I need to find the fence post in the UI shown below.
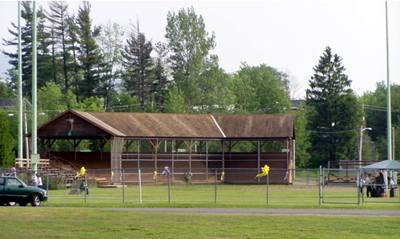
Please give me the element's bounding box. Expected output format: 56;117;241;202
214;169;217;204
46;173;49;191
306;168;310;185
167;173;171;204
266;174;269;205
138;168;143;204
84;176;87;204
319;166;323;206
122;169;125;204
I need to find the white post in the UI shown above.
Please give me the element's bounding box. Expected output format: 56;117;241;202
359;127;363;168
138;168;143;204
293;139;296;179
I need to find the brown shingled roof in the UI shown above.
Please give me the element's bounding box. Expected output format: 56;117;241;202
37;110;295;139
87;112;224;139
213;114;295;139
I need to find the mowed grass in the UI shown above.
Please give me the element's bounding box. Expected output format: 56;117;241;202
44;184;400;209
0;207;399;239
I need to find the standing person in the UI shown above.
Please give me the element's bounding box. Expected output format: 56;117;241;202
31;173;38;186
37;174;43;189
358;176;365;195
365;174;372;197
375;172;384;196
10;167;17;177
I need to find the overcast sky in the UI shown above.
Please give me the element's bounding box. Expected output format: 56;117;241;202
1;0;400;98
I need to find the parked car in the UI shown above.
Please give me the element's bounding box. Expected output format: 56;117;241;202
0;176;47;206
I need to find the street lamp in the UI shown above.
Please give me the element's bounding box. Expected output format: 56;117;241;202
359;127;372;167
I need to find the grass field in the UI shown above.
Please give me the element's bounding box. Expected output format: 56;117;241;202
43;184;400;209
0;207;399;239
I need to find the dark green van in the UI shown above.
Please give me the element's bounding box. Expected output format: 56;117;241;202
0;176;48;206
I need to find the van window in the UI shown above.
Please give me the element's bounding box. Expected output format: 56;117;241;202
6;178;22;187
0;177;4;185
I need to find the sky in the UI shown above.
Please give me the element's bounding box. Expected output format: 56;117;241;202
0;0;400;99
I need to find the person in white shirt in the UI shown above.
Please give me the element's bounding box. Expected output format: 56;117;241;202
37;174;43;189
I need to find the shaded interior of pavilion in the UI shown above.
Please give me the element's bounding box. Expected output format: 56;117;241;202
35;110;295;184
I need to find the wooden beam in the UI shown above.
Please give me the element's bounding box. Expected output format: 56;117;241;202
205;141;209;181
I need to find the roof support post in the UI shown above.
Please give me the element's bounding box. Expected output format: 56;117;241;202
183;140;195;173
137;140;141;169
257;141;261;183
222;141;225;172
111;137;125;184
172;140;175;181
206;141;209;181
149;139;161;175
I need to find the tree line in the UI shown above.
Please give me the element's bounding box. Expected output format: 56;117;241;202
0;1;397;168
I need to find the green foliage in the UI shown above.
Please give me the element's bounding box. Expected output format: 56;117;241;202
0;110;15;167
97;21;124;109
121;23;153;110
46;1;70;92
294;103;311;167
76;1;103;99
151;42;170;112
0;80;11;97
195;57;235;113
306;47;362;166
165;7;215;106
108;92;141;112
38;82;70;119
3;2;52;97
361;82;400;161
231;64;290;113
74;96;104;111
164;87;188;113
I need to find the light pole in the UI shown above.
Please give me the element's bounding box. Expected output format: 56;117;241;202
359;127;372;167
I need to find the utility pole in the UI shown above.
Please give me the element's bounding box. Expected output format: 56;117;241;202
359;127;372;168
31;0;39;172
17;1;23;166
385;0;392;161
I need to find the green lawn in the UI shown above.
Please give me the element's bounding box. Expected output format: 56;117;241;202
0;207;399;239
43;184;400;209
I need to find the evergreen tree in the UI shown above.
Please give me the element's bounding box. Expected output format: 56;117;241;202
151;42;170;112
76;1;102;99
46;1;70;92
3;1;52;97
121;22;153;110
65;14;81;101
306;47;361;166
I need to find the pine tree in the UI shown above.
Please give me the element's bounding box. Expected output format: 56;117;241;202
3;1;52;97
46;1;70;92
76;1;102;99
65;14;80;101
151;42;170;112
121;22;153;110
306;46;361;166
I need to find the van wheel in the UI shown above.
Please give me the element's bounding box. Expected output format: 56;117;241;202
6;202;16;206
31;195;41;207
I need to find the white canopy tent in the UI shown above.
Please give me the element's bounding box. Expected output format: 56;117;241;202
362;160;400;171
362;160;399;198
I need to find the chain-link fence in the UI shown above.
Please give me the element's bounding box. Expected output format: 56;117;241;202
2;166;397;207
318;167;399;205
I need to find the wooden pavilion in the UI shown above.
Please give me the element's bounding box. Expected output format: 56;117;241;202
35;109;296;184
